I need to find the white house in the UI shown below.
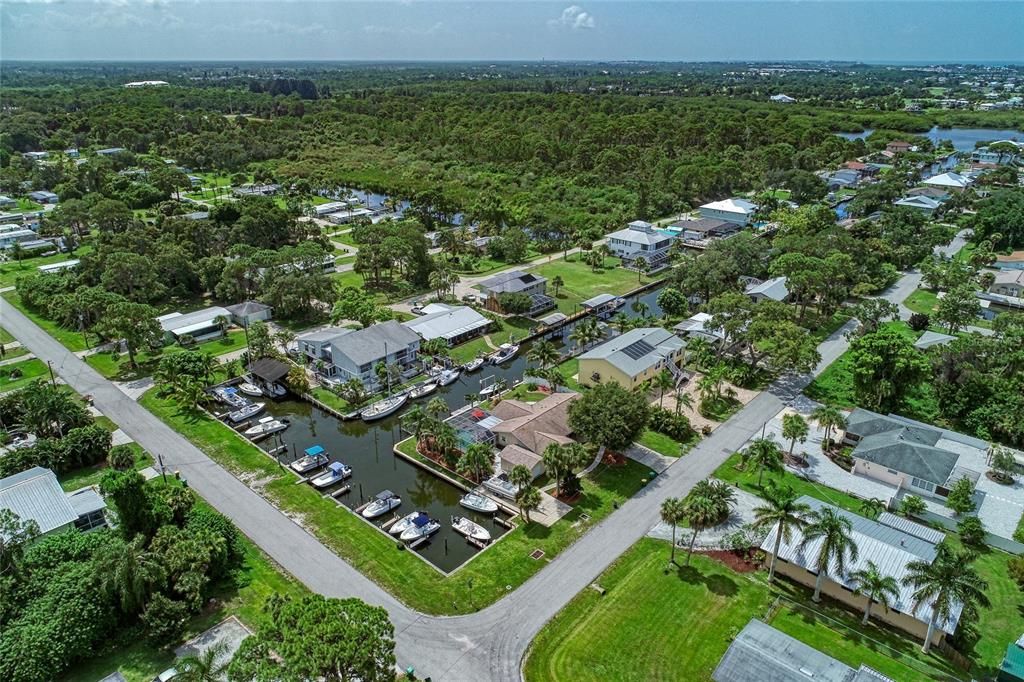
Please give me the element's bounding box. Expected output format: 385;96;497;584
698;198;758;226
894;195;943;214
769;94;796;104
673;312;725;347
156;306;231;344
401;303;490;347
744;276;789;303
604;220;675;269
922;172;971;190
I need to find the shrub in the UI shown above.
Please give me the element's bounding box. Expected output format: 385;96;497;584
957;516;986;547
908;312;931;331
899;494;927;517
141;593;190;645
647;406;695;442
1008;556;1024;590
946;477;977;516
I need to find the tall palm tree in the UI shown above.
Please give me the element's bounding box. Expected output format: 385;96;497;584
682;494;718;566
800;507;859;602
94;535;166;614
509;464;533;492
810;404;847;446
542;443;566;496
743;437;784;488
425;396;449;420
904;544;990;653
432;423;460;468
402;405;429;444
518;486;542;523
633;256;649;283
850;560;900;626
660;496;687;565
782;413;809;460
653;368;675;408
569;318;600;351
753;485;811;582
673;386;693;415
551;275;564;297
527;340;560;368
458;443;494;482
611;312;632;334
174;642;229;682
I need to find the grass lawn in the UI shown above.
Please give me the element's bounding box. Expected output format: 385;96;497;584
531;255;639;315
86;330;248;380
2;291;89;351
0;248;92;288
637;428;698;458
0;327;14;344
308;386;352;413
0;358;49;393
138;386;651;615
333;231;359;247
524;538;959;682
714;452;869;515
699;395;742;422
905;288;940;316
554;357;581;390
449;316;534;364
1;345;29;361
15;198;43;212
58;443;153;492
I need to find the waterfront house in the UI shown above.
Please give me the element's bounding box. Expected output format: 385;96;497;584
479;270;555;316
673;312;725;347
605;220;675;270
971;142;1022;166
491;392;578;480
886;140;912;154
760;496;963;647
668;217;740;242
744;276;789;303
842;408;985;500
990;269;1024;298
0;467;107;537
906;186;950;200
402;303;490;347
823;168;861;191
922;172;971;191
698;198;758;226
297;320;420;389
156;306;231;344
578;327;685;390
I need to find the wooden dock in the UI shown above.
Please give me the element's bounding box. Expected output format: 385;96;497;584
330;485;351;499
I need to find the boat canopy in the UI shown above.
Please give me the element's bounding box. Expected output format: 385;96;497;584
413;513;429;527
304;445;325;457
222;386;237;395
328;462;346;474
375;489;395;500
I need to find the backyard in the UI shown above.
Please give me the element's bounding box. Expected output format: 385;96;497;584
138;387;654;615
531;254;641;315
448;315;533;364
0;247;92;288
85;330;248;380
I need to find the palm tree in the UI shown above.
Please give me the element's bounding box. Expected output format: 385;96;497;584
743;437;784;488
174;642;229;682
94;535;166;614
904;544;990;653
782;413;809;460
551;275;564;297
800;507;859;602
403;404;430;444
432;423;460;468
611;312;632;334
660;496;687;565
509;463;533;492
631;300;650;317
850;560;900;626
527;340;560;368
682;493;718;566
425;396;449;420
518;486;542;523
653;368;675;407
684;336;713;370
753;485;811;582
458;443;494;482
859;497;886;520
108;445;136;471
569;318;600;351
810;404;847;448
673;386;693;415
633;256;649;283
542;443;566;496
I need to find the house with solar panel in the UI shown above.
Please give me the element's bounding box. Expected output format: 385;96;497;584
478;270;555;317
577;327;686;391
604;220;675;271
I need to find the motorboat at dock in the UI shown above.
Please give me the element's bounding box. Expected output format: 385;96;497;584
362;490;402;518
290;444;329;474
400;513;441;542
311;461;352;488
451;515;492;543
243;416;289;440
489;343;519;365
460;492;499;514
227;402;264;424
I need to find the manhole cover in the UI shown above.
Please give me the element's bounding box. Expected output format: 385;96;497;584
530;549;545;560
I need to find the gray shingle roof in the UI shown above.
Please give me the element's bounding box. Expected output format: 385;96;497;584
0;467;78;536
479;270;547;294
225;300;271;316
606;225;670;246
331;320;420;366
579;327;683;377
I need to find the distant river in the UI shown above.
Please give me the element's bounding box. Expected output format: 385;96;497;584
836;126;1024;152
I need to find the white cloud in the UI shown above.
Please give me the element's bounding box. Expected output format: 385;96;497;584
234;18;332;37
548;5;595;31
362;21;446;37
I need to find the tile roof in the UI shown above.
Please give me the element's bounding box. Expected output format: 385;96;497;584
490;392;576;454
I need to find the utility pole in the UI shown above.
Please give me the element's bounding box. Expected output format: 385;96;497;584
46;360;56;387
157;454;168;484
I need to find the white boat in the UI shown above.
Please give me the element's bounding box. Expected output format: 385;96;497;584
489;343;519;365
483;474;519;500
436;368;460;387
460;492;499;514
463;357;485;372
267;383;287;398
361;394;408;421
227;401;264;424
389;511;422;536
238;382;263;397
213;386;249;408
290;445;328;474
407;382;438;399
478;382;503;398
243;416;289;439
451;515;492;543
362;490;402;518
311;461;351;488
612;297;627;309
400;513;441;542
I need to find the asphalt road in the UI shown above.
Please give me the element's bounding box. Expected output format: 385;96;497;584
0;231;967;681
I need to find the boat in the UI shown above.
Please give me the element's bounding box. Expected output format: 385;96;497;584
451;515;492;543
489;343;519;365
436;368;460;387
361;393;408;421
362;490;402;518
463;357;485;372
388;511;423;536
227;402;264;424
237;381;263;397
407;382;438;400
243;416;289;439
267;383;287;398
290;445;328;474
400;513;441;542
483;474;519;500
213;386;249;408
478;381;503;398
460;492;499;514
612;297;627;309
311;461;352;488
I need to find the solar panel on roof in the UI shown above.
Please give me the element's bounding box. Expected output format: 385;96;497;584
621;339;655;360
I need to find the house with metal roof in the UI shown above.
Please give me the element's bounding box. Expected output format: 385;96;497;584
605;220;675;270
744;276;790;303
225;300;273;327
760;496;963;646
913;330;956;351
894;195;943;215
156;306;231;344
699;198;758;226
297;320;420;390
990;269;1024;298
479;270;554;317
713;619;891;682
402;303;490;347
578;326;685;390
922;172;971;190
669;217;740;242
673;312;726;347
0;467;107;538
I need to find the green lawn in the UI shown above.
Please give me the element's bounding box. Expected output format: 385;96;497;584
308;386;352;413
531;255;640;315
555;357;581;390
58;443;153;492
905;288;940;316
0;358;49;393
1;345;29;360
86;330;247;380
714;452;869;515
2;291;89;351
138;386;651;615
637;428;697;458
0;327;14;344
0;248;91;288
15;198;43;212
449;316;534;364
524;538;959;682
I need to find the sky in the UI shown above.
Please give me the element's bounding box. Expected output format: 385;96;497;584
1;1;1022;63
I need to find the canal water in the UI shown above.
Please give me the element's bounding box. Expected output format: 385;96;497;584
249;283;668;572
836;127;1023;151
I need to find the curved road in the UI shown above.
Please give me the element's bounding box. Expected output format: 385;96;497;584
0;232;964;681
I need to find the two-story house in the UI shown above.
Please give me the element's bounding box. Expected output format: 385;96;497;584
298;320;420;389
605;220;675;270
990;269;1024;298
578;327;686;390
479;270;555;317
698;198;758;226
